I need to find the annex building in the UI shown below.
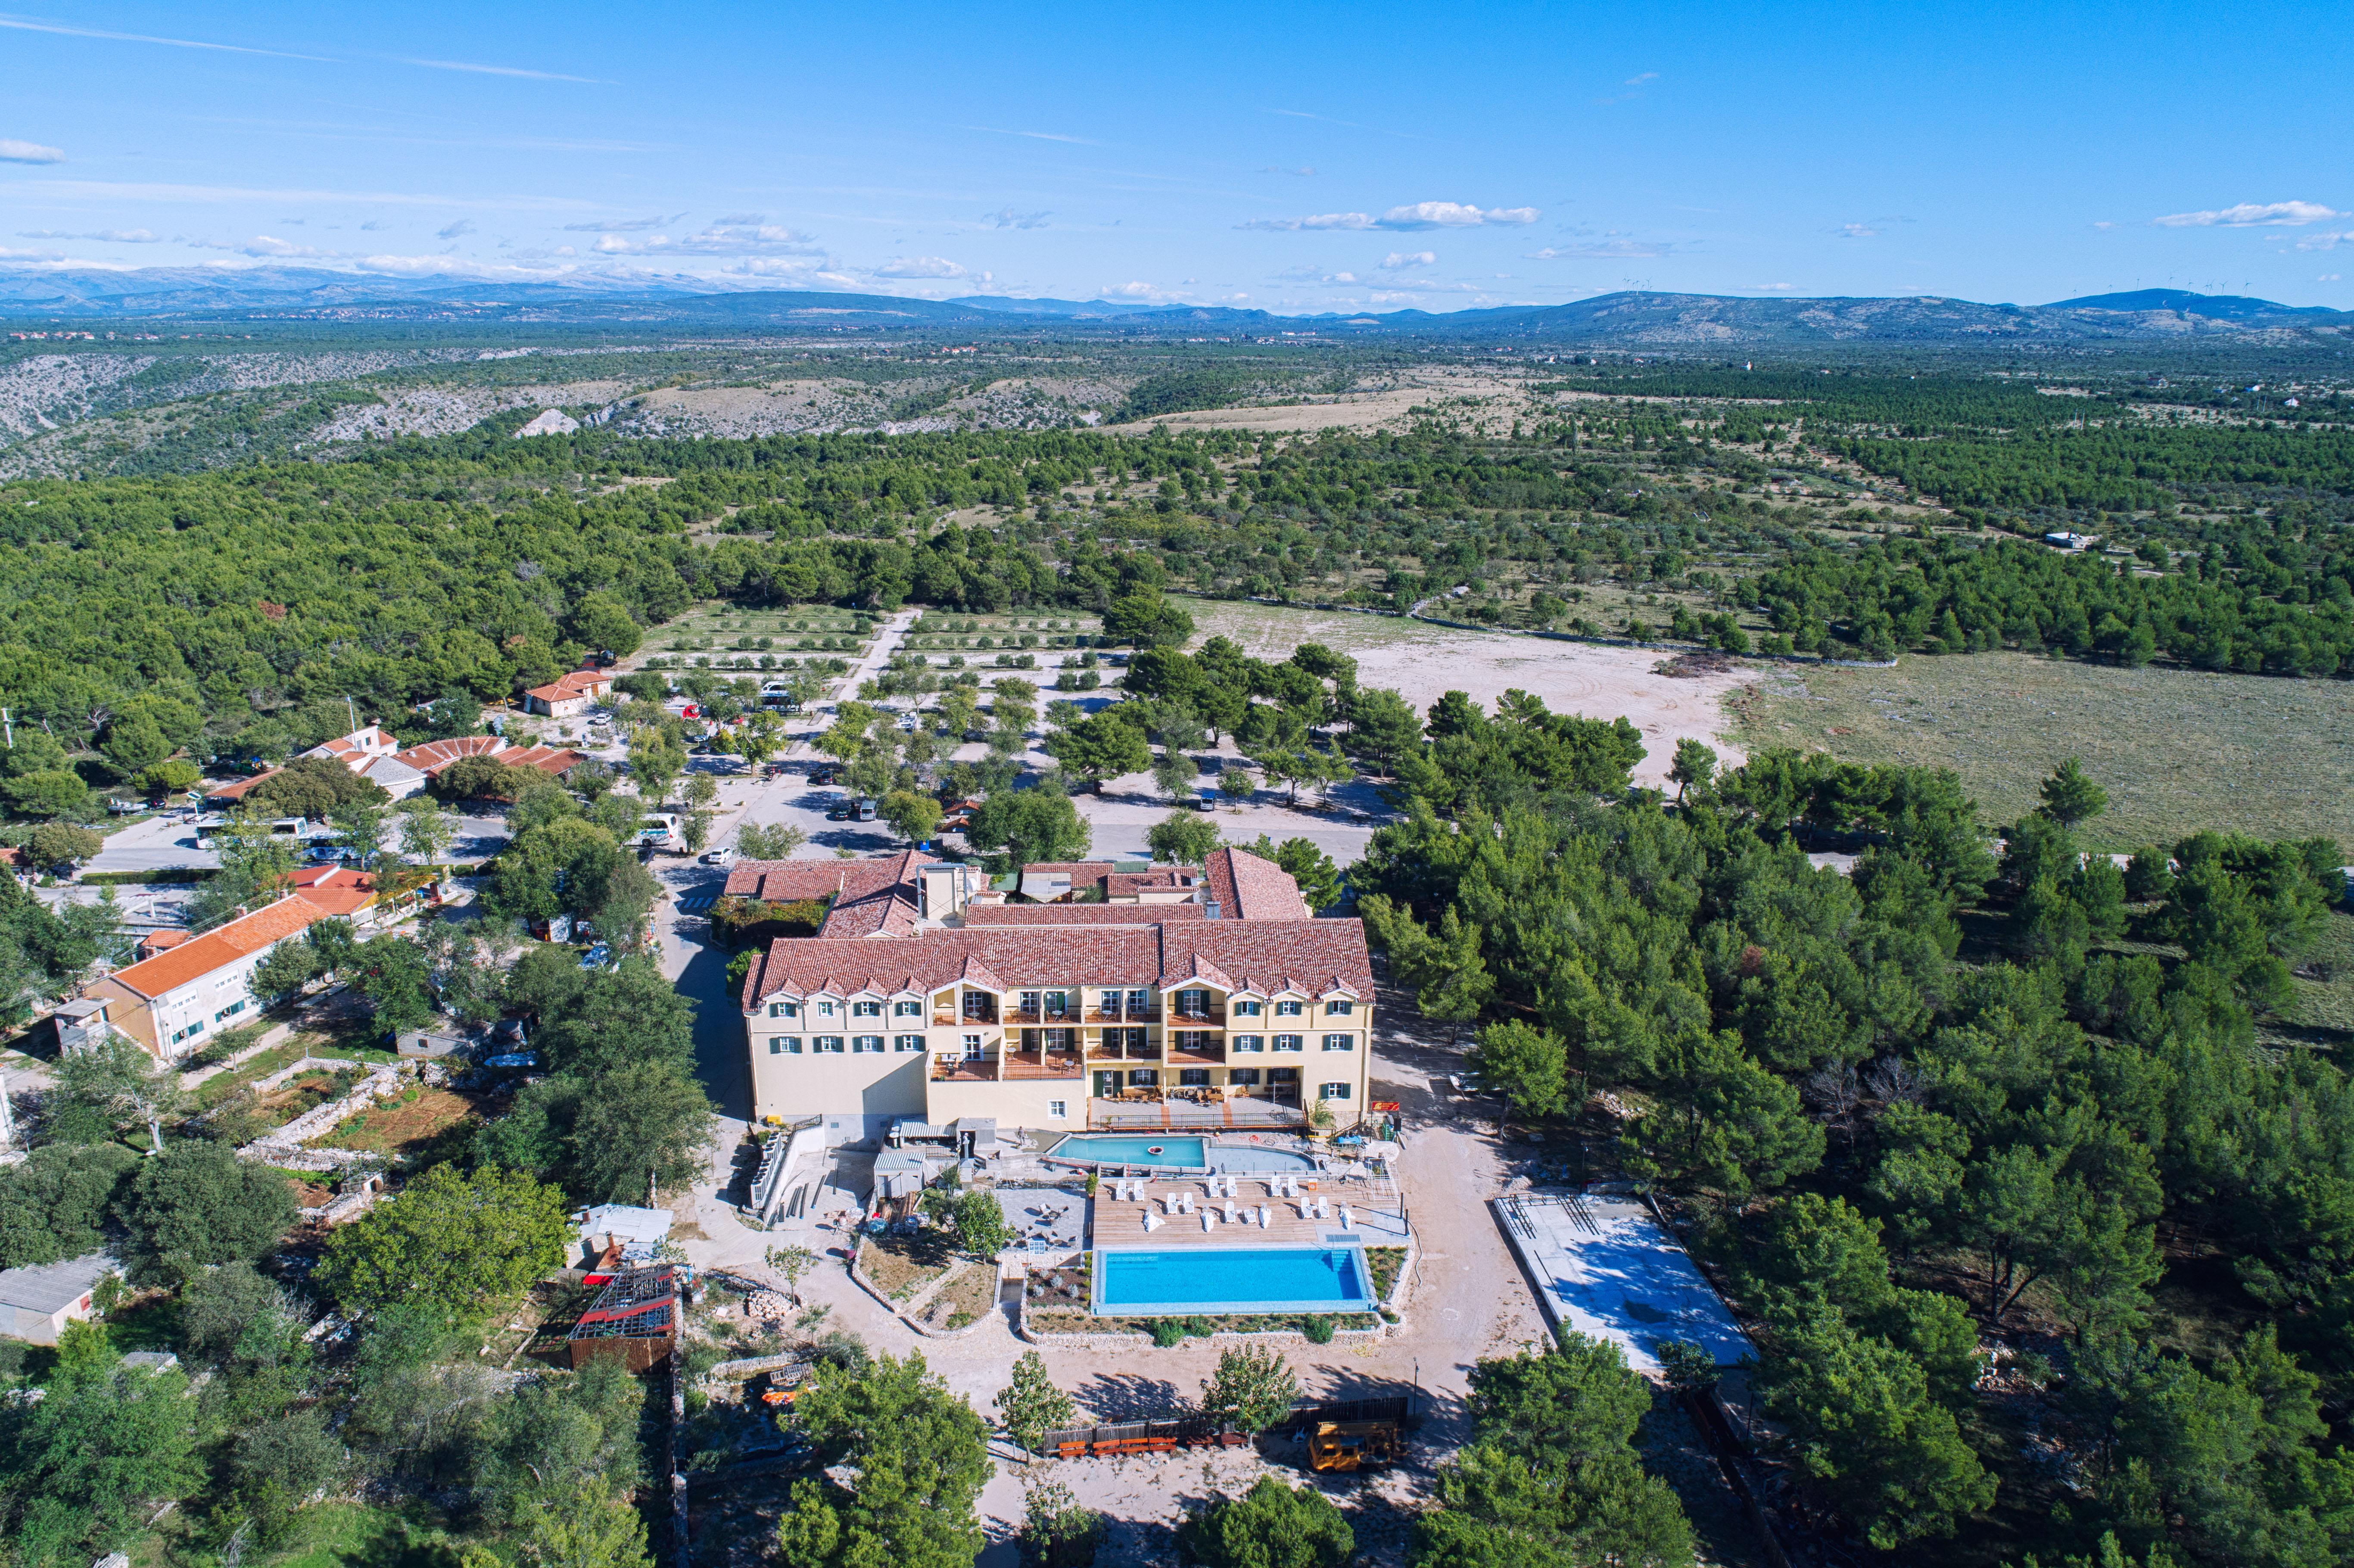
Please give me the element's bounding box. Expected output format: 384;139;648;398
731;847;1375;1144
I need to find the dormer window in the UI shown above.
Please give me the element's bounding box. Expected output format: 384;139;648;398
852;999;883;1018
815;1000;838;1019
1231;999;1262;1017
894;999;922;1017
767;1000;801;1019
1324;999;1353;1016
1275;999;1304;1017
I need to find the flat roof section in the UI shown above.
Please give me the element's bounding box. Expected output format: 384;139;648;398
1495;1192;1753;1374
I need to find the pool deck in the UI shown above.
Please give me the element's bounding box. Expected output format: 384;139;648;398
1091;1175;1409;1251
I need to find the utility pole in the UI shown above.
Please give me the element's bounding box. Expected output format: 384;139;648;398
1;708;11;749
344;694;358;737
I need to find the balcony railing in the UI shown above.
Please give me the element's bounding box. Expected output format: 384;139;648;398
1084;1005;1161;1024
1086;1040;1162;1062
930;1058;999;1082
1168;1008;1225;1027
1166;1042;1226;1066
1003;1051;1084;1080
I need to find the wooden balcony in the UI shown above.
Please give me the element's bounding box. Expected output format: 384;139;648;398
1167;1042;1226;1066
931;1058;999;1082
1004;1051;1084;1080
1084;1005;1160;1024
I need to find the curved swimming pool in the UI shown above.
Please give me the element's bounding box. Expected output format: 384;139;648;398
1046;1133;1315;1174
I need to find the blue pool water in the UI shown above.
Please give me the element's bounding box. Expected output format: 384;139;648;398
1047;1134;1316;1174
1095;1246;1376;1315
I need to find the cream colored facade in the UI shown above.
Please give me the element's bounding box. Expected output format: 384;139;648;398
745;974;1373;1139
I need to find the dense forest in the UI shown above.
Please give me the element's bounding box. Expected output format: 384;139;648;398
1347;689;2354;1567
2;362;2350;808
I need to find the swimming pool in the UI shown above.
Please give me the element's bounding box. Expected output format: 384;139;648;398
1046;1134;1316;1174
1093;1246;1376;1316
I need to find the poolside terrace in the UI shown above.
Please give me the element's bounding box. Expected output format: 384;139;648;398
1091;1174;1409;1251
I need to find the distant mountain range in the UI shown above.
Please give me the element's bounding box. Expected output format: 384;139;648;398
1;265;2347;345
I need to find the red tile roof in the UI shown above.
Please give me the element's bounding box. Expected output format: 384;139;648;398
104;896;324;999
394;735;583;778
960;902;1207;927
1205;846;1310;921
286;865;379;919
744;920;1372;1011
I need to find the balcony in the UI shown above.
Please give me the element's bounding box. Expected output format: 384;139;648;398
1003;1051;1084;1080
1168;1007;1225;1027
1086;1039;1161;1062
1167;1042;1226;1067
931;1058;999;1083
1084;1005;1160;1024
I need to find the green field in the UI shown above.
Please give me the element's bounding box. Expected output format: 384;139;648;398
1731;649;2354;852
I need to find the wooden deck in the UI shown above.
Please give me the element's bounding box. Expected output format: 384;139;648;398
1093;1177;1408;1250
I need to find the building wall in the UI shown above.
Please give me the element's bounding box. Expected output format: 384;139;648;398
744;978;1374;1130
80;976;159;1055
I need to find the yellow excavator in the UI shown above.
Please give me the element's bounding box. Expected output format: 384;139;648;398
1308;1420;1401;1472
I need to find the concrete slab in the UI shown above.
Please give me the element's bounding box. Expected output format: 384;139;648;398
1497;1192;1752;1375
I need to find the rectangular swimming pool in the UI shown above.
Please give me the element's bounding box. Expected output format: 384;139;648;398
1093;1246;1376;1316
1046;1134;1316;1174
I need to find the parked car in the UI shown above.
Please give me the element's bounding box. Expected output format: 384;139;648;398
825;805;854;822
856;797;878;822
701;846;737;866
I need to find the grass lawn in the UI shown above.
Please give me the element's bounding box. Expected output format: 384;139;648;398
2279;907;2354;1044
1729;649;2354;851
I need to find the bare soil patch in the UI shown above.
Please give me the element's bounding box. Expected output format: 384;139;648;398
1187;599;1760;789
859;1233;958;1302
314;1086;488;1159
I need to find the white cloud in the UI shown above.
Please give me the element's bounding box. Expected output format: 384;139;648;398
1529;240;1670;259
19;227;159;242
715;212;766;225
984;207;1050;230
1624;72;1659;86
965;126;1099;145
357;253;582;280
1242;200;1536;233
1376;201;1538;229
436;218;475;240
1749;282;1800;292
0;139;65;165
395;57;605;84
2294;230;2349;252
592;224;821;257
1261;165;1315;176
0;245;63;261
17;179;586;209
1381;250;1436;269
1240;211;1374;231
1834;222;1878;239
2153;200;2344;228
874;255;967;278
563;213;683;232
0;16;332;61
190;234;337;258
2320;273;2342;282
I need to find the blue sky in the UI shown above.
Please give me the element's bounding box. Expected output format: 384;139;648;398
3;1;2350;312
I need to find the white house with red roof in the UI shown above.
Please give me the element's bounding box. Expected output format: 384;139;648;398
732;847;1372;1143
522;668;616;718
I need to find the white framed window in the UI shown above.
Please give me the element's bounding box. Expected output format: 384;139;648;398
852;999;882;1017
815;999;838;1019
1175;988;1210;1016
852;1034;884;1053
769;1036;803;1055
893;1033;924;1052
1231;999;1262;1017
1321;1033;1354;1052
1048;1099;1067;1119
768;1000;800;1019
1324;999;1354;1016
814;1035;845;1053
1275;999;1304;1017
893;999;922;1017
962;1032;984;1052
1319;1081;1352;1100
1230;1034;1264;1053
1274;1034;1304;1052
